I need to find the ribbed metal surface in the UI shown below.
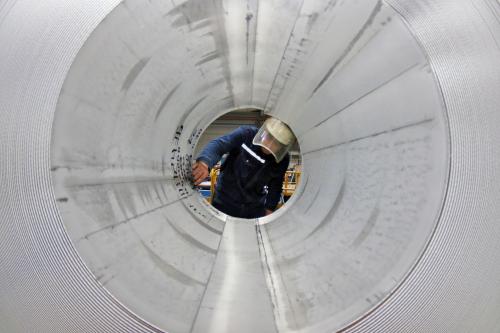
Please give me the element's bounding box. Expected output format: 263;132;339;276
0;1;161;332
1;0;499;332
344;0;500;332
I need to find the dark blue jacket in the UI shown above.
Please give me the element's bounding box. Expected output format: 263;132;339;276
196;126;289;214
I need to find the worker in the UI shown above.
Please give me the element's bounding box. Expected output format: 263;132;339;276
192;117;296;219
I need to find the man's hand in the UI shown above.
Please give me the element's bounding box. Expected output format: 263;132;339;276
192;161;209;185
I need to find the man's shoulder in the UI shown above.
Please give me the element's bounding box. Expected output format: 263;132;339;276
239;125;259;134
236;125;259;140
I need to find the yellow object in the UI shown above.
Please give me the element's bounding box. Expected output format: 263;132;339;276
282;170;301;197
208;167;219;204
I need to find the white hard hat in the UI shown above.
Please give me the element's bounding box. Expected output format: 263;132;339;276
253;118;296;162
263;117;295;145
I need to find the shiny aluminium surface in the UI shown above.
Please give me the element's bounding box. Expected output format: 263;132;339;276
1;0;500;333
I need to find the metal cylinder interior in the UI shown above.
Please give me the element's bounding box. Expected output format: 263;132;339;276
1;0;500;332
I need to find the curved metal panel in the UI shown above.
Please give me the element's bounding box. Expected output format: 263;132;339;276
1;0;499;332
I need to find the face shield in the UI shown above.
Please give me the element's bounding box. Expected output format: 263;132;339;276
252;118;295;163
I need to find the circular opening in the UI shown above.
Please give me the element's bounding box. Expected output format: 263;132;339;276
193;109;302;220
49;1;450;332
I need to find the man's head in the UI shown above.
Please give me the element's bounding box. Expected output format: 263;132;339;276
253;117;296;163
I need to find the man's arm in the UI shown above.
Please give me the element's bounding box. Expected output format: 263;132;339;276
192;126;253;185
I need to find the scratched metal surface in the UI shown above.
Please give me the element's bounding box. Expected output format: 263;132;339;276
1;0;500;333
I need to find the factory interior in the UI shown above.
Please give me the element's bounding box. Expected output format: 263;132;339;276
193;110;302;210
1;0;500;332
